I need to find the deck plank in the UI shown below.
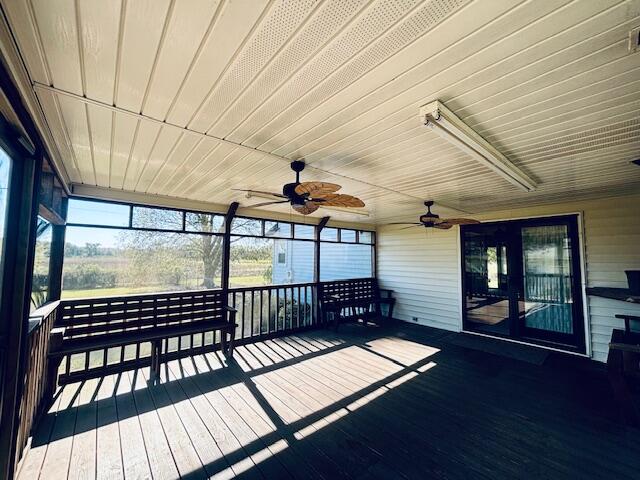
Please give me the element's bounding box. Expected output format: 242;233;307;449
38;382;82;479
138;366;207;479
68;378;99;480
15;388;63;479
17;324;640;480
113;371;152;480
166;356;263;479
127;369;180;479
187;353;292;480
94;375;124;480
162;359;237;480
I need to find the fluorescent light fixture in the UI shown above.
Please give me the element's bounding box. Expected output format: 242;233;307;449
420;100;536;192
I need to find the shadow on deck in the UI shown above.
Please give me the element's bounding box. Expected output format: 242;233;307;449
17;323;640;480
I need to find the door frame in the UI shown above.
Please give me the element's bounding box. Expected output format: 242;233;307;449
458;212;589;355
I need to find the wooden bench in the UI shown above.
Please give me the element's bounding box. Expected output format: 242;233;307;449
318;278;395;330
607;314;640;426
50;289;237;379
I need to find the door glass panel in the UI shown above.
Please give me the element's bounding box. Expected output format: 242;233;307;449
521;225;574;334
463;227;510;335
0;147;11;295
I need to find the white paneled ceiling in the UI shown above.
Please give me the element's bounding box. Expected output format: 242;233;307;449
2;0;640;223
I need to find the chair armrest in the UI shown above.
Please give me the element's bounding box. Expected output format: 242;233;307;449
223;305;238;314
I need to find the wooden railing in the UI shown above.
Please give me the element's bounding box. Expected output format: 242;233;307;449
229;282;317;341
15;301;60;467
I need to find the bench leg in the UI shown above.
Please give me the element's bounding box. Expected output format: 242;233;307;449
150;340;161;379
608;348;640;427
221;330;228;356
225;327;236;358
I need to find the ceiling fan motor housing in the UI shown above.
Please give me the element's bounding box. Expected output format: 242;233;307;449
420;200;439;225
282;182;307;206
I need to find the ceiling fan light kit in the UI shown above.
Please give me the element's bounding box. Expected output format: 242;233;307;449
420;100;537;192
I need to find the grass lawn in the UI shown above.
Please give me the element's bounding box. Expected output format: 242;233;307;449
61;275;268;299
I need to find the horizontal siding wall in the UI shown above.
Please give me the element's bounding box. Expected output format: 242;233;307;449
377;225;461;332
377;193;640;362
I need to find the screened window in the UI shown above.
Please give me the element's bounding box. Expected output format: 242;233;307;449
294;224;314;239
340;229;356;242
320;243;373;281
358;231;373;244
67;199;129;226
31;217;52;310
132;206;183;230
320;227;338;241
62;226;223;298
231;217;262;236
229;236;313;287
265;221;291;238
186;212;224;233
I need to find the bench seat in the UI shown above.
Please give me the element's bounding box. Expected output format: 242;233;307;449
50;289;237;379
318;278;395;330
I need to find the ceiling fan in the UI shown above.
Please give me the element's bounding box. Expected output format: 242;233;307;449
234;160;365;215
388;201;480;230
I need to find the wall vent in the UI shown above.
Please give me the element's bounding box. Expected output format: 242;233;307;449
629;27;640;53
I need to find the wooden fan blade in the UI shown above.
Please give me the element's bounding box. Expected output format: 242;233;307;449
434;223;453;229
292;202;320;215
400;225;423;230
246;200;289;208
232;188;286;199
314;193;365;208
386;222;422;225
439;218;480;225
295;182;341;196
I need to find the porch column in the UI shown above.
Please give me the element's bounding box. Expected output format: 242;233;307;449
221;202;239;293
314;216;330;324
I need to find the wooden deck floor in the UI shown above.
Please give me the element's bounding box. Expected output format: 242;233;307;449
17;323;640;480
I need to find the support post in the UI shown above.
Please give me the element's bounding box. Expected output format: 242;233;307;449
314;217;330;325
220;202;239;352
221;202;239;292
47;197;68;301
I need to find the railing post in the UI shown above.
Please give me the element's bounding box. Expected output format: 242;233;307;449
314;217;330;326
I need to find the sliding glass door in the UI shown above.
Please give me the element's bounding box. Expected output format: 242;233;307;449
462;215;585;352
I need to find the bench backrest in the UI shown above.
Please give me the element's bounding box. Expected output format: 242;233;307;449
59;289;227;340
318;277;380;305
